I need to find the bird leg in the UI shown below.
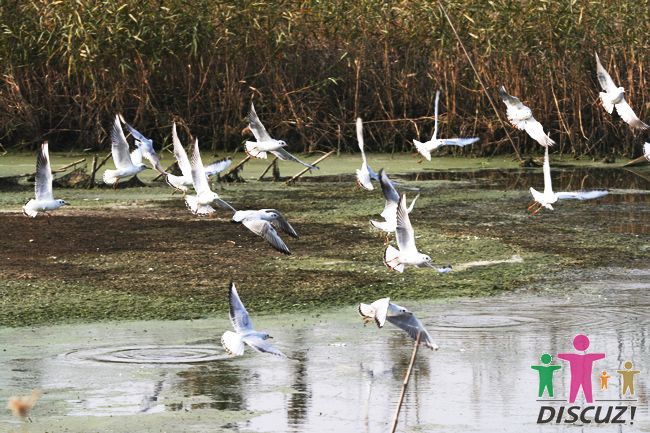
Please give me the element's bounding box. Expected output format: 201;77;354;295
113;178;120;190
45;212;51;225
527;201;538;211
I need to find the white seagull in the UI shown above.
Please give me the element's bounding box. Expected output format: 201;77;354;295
231;209;298;255
166;124;233;193
355;118;379;190
528;145;609;214
221;282;286;357
358;297;438;350
413;90;479;161
204;158;232;177
22;142;69;218
119;115;167;173
370;169;419;234
103;115;149;185
185;138;235;215
644;143;650;162
244;103;318;170
499;86;555;147
384;194;439;273
595;52;648;130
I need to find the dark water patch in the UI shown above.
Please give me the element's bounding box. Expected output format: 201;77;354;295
64;345;228;364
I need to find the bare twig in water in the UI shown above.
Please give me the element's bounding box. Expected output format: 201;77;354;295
389;331;422;433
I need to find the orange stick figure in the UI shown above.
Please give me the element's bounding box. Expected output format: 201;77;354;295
598;370;611;390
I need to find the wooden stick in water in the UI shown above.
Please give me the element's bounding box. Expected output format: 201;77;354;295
285;150;335;185
389;332;422;433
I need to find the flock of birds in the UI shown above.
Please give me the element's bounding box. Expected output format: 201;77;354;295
16;52;650;362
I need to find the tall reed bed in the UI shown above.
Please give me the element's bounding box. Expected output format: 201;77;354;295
1;0;649;157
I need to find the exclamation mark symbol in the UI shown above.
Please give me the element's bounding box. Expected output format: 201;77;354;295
630;406;636;425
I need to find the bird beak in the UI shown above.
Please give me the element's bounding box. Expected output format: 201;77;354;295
268;335;274;339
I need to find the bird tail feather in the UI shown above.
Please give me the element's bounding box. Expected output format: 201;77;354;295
165;174;188;192
102;169;120;185
221;331;245;356
413;140;432;161
245;142;267;159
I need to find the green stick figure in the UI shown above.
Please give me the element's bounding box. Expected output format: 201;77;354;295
617;361;640;396
531;353;562;397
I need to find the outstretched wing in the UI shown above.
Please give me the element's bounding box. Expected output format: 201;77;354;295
542;145;554;196
387;310;438;349
242;219;292;255
121;117;165;173
248;103;272;142
356;117;367;163
229;282;253;333
395;194;417;254
189;139;211;195
523;119;555;147
439;137;479;147
270;148;319;170
498;86;525;110
243;335;287;357
204;158;232;176
270;210;299;238
556;190;608;201
111;115;135;170
615;99;649;130
35;141;53;201
171;123;193;178
595;52;619;93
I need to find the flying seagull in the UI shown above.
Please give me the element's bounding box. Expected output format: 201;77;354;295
119;115;167;173
355;118;379;190
370;169;419;234
221;282;286;357
413;90;479;160
185;138;235;215
244;103;318;170
384;194;443;273
528;146;609;214
103;115;149;185
595;52;648;130
499;86;555;147
23;142;69;218
358;297;438;350
231;209;298;255
166;124;232;193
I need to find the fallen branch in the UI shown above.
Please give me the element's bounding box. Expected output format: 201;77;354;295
285;150;334;185
258;157;279;180
225;155;252;177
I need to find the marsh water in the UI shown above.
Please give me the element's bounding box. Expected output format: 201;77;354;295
1;268;649;433
1;161;650;432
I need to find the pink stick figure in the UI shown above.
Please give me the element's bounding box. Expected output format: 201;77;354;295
557;334;605;403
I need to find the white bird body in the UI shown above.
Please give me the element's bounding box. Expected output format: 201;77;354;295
23;142;68;217
103;115;148;185
358;297;438;350
244;103;318;170
221;282;286;357
414;91;479;160
370;169;419;233
595;52;648;130
355;118;379;190
383;194;436;273
184;137;234;215
231;209;297;255
529;146;608;213
499;86;555;147
644;143;650;162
